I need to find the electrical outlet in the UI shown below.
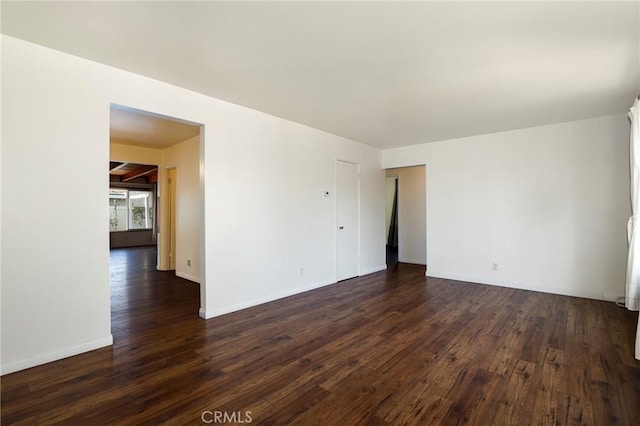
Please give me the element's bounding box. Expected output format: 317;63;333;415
491;262;499;271
187;259;191;267
300;268;304;277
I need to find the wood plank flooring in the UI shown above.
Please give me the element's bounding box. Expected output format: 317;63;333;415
2;246;640;425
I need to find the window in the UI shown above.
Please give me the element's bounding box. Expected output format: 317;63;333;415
109;188;154;231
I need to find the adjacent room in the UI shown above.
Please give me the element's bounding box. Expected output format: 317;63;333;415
2;1;639;424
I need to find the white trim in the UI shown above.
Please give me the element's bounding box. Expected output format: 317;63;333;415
398;258;427;266
397;173;403;263
359;265;388;276
357;163;361;276
199;307;207;319
176;271;200;284
198;127;207;324
201;279;336;319
1;335;113;376
426;272;611;301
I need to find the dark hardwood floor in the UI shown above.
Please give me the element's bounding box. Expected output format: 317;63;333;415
2;246;640;425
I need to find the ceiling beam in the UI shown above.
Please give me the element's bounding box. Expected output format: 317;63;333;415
110;161;125;171
122;165;158;182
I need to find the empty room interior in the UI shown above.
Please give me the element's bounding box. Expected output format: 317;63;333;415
2;2;640;424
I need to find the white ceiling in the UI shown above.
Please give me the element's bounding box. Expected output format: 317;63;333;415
2;1;639;149
110;105;201;149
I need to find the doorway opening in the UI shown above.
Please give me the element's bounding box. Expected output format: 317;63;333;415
385;166;426;270
109;163;159;249
109;104;204;333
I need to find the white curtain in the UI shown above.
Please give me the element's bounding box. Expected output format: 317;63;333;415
626;97;640;360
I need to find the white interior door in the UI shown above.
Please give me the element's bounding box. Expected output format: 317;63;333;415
337;160;359;281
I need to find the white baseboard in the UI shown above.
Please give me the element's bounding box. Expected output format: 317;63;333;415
176;271;200;284
359;264;388;276
200;265;395;320
201;279;337;319
604;293;624;303
200;263;395;320
399;258;427;266
426;272;613;302
1;335;113;376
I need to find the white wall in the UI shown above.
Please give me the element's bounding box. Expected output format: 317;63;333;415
383;115;631;301
1;36;385;374
162;135;201;283
386;166;427;265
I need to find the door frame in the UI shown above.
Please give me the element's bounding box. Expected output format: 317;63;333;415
109;103;205;320
384;165;427;268
164;165;178;271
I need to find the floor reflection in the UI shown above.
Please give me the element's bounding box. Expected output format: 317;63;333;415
109;246;201;343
